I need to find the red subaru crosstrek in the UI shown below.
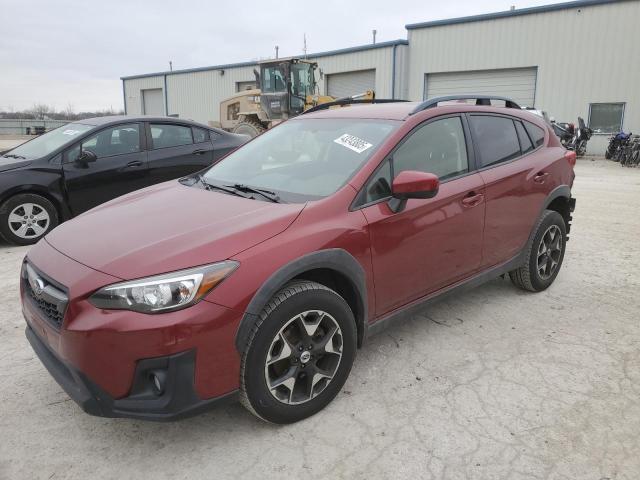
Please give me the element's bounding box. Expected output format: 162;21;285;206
21;96;576;424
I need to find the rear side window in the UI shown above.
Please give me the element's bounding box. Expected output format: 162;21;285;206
515;121;534;154
524;121;545;147
193;128;208;143
393;117;468;181
469;115;520;168
150;124;193;149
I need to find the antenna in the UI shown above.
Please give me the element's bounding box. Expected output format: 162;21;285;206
275;45;279;59
169;60;173;71
372;29;377;44
303;33;308;58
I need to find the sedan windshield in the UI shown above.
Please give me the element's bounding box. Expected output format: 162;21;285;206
203;118;398;202
4;123;93;159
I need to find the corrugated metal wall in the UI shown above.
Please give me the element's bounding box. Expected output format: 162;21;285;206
407;0;640;153
166;66;256;124
123;76;164;116
310;46;396;99
123;44;401;125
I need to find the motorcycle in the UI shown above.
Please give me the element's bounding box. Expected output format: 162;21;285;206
573;117;593;157
551;117;593;156
605;131;632;161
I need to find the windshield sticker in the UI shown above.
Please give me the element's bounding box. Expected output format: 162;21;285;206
62;129;82;136
334;134;373;154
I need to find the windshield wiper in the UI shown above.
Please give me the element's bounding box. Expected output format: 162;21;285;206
195;175;251;199
225;183;281;203
2;154;26;159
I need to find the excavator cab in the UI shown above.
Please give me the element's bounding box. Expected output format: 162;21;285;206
258;59;317;119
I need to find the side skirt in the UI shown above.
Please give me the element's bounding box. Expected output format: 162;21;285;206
367;251;525;339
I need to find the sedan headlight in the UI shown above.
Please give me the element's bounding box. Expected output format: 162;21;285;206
89;261;238;313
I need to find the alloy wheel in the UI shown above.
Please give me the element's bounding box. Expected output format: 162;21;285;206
8;203;50;240
264;310;343;405
536;225;563;280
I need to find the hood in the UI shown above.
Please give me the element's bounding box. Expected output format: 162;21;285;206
46;181;305;279
0;157;32;173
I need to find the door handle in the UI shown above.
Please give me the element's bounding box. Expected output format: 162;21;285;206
192;149;207;155
125;160;144;168
462;192;484;207
533;172;550;183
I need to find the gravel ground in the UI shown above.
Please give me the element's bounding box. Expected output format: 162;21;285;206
0;158;639;480
0;135;30;152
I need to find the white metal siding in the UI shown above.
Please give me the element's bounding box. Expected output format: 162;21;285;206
142;88;164;115
310;46;395;99
123;76;164;115
407;1;640;154
326;69;376;98
425;67;537;107
236;81;257;92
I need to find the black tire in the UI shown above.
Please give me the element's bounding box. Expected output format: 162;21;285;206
605;149;612;160
0;193;58;246
240;280;357;424
232;119;266;138
509;210;567;292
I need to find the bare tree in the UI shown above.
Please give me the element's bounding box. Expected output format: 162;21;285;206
63;102;75;119
29;103;52;120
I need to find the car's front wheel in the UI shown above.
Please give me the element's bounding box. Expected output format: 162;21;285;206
510;210;567;292
240;281;357;424
0;193;58;246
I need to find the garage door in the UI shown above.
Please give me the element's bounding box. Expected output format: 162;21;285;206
326;69;375;98
425;67;537;107
142;88;164;115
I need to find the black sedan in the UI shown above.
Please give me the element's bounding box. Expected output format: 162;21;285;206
0;116;248;245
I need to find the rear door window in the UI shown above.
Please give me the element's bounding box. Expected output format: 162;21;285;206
193;127;209;144
515;120;534;154
150;124;193;149
469;115;521;168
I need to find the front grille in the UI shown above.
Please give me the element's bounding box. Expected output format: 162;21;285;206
22;262;68;330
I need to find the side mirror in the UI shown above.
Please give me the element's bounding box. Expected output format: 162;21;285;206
388;170;439;213
76;150;97;165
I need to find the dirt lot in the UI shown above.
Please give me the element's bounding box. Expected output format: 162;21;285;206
0;158;639;480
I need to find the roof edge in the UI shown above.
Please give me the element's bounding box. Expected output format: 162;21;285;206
405;0;625;30
121;39;408;81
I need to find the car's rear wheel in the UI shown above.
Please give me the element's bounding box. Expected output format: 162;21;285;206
0;193;58;246
510;210;567;292
240;280;357;424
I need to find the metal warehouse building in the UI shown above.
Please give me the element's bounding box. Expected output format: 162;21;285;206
121;0;640;154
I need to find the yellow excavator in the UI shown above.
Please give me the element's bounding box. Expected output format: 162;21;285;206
219;58;374;137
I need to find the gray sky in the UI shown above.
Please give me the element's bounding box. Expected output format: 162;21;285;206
1;0;560;112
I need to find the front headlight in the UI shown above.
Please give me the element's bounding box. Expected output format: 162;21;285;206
89;261;238;313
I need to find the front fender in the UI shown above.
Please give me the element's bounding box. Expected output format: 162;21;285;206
234;248;368;353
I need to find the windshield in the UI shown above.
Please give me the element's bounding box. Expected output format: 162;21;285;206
5;123;92;159
203;118;398;202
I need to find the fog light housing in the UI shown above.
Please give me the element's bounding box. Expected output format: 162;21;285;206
149;370;167;396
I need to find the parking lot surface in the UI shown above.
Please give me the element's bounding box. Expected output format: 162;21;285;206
1;158;639;480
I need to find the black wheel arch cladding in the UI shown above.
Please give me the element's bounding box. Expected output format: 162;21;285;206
235;249;368;353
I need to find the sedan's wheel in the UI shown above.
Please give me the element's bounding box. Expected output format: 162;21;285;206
0;194;58;246
510;210;567;292
240;281;356;424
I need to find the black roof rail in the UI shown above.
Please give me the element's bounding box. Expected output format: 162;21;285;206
302;98;409;115
410;95;521;115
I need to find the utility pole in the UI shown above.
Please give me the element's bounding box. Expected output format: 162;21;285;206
169;60;173;71
372;29;377;44
275;45;279;59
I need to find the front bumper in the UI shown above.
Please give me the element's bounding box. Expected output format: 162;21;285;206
26;325;237;421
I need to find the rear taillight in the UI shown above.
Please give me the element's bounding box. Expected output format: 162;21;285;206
565;150;577;167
